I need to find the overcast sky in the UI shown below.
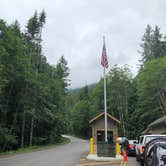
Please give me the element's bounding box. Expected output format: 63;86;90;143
0;0;166;88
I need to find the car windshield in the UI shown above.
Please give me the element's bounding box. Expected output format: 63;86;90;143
145;136;166;144
158;144;166;156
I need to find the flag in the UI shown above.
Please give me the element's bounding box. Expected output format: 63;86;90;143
101;38;109;68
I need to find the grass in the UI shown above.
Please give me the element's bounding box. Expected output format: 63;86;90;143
0;136;70;157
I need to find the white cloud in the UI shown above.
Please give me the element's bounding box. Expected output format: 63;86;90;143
0;0;166;88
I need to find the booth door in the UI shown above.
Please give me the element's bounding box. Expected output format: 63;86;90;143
97;130;115;157
97;130;105;143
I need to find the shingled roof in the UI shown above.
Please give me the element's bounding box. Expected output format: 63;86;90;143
148;116;166;128
89;112;121;124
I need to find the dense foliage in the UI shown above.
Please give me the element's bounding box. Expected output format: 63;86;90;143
0;11;70;151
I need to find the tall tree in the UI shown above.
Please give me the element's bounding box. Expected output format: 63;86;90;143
0;19;30;150
140;24;153;63
55;56;70;92
107;66;133;136
26;11;40;40
137;56;166;120
140;25;166;64
26;11;46;146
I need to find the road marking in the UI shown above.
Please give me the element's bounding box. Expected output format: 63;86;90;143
76;161;120;166
80;158;86;161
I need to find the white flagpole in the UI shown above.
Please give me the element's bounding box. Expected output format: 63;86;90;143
103;37;108;143
104;67;108;143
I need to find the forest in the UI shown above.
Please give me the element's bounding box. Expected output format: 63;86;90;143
0;11;166;152
0;11;70;151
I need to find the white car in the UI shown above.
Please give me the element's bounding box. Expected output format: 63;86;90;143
135;134;166;166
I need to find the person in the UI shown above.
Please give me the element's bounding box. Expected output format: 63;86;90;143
120;147;128;166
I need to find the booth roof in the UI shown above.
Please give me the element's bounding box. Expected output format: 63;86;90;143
89;112;121;124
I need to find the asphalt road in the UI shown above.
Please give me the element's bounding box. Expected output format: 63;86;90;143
128;157;140;166
0;135;140;166
0;135;89;166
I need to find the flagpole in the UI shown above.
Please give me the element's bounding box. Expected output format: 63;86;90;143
103;37;108;143
104;66;108;143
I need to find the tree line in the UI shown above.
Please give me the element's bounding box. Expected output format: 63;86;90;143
0;12;166;152
67;25;166;139
0;11;70;151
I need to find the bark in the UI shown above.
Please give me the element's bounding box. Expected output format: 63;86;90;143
29;114;34;146
21;110;25;148
117;94;126;136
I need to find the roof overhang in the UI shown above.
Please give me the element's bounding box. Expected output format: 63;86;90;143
89;112;121;124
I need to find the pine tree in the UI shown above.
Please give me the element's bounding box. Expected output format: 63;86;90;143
26;11;46;146
27;11;40;40
151;26;162;58
140;24;153;63
55;56;70;92
140;25;166;64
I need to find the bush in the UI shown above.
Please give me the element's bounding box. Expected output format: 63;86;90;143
0;126;17;151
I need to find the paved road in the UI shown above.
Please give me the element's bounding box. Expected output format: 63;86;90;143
77;157;140;166
0;135;140;166
128;157;140;166
0;135;89;166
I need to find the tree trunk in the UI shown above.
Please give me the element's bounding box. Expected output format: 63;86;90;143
117;94;126;136
29;114;34;146
21;110;25;148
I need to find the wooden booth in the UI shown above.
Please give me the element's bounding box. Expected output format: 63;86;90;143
89;112;121;157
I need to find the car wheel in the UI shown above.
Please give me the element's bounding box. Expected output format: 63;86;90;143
140;160;144;166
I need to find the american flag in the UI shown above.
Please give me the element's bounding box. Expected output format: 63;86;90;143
101;38;109;68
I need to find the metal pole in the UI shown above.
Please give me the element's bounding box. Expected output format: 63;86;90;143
104;66;108;143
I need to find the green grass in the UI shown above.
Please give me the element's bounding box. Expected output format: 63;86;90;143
0;137;70;156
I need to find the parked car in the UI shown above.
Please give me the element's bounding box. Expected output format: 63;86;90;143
126;140;137;156
135;135;166;166
144;138;166;166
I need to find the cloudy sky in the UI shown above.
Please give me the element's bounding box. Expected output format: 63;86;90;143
0;0;166;88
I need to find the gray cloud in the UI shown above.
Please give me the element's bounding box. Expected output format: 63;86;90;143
0;0;166;88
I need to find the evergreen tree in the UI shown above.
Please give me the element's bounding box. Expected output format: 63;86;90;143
140;24;153;63
26;11;40;40
55;56;70;92
140;25;166;64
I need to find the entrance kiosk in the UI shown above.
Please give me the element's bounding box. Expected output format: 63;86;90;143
89;112;121;157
